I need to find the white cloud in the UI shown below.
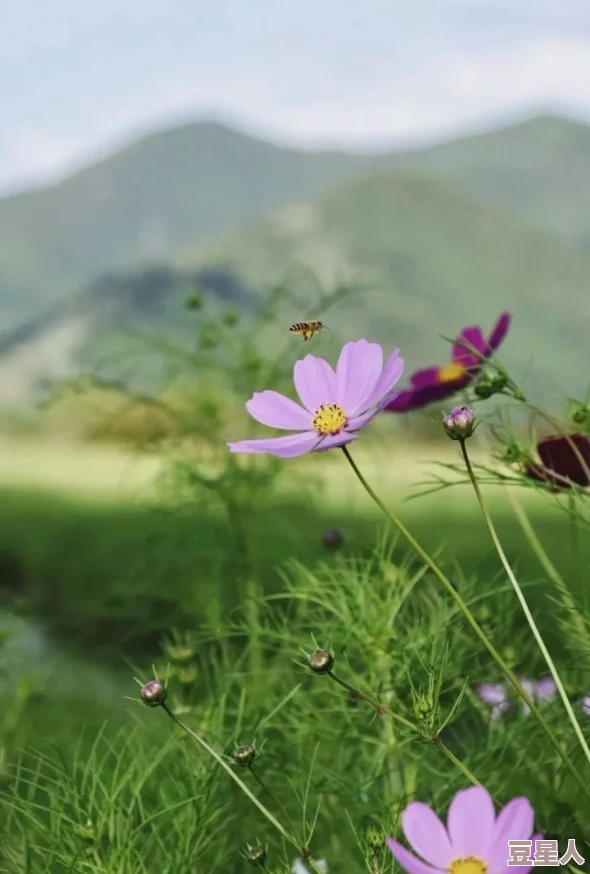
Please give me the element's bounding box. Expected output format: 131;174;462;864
2;22;590;193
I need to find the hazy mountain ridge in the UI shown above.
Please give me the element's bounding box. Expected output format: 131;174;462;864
2;159;589;408
3;112;590;331
0;121;377;330
1;111;589;409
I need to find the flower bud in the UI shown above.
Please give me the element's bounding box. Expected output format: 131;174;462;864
474;373;508;399
245;845;267;866
222;307;240;327
442;406;475;440
140;679;167;707
164;643;197;665
568;399;590;428
322;528;344;550
366;827;384;851
233;743;257;767
307;649;334;674
185;292;203;311
413;691;435;728
495;438;526;464
177;665;198;685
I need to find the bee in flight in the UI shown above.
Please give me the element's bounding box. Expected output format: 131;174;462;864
289;320;329;341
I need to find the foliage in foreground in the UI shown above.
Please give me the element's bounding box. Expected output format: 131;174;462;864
2;280;590;872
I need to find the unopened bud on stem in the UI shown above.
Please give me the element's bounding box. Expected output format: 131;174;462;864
442;406;475;440
307;649;334;674
140;679;167;707
233;743;257;767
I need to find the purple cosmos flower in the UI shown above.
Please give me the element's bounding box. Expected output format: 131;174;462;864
384;313;511;413
387;785;541;874
476;677;556;720
524;434;590;490
228;339;404;458
581;695;590;716
476;683;511;722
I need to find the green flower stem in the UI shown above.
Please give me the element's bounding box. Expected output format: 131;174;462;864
249;766;301;850
161;704;325;874
505;487;587;642
340;444;590;802
328;671;485;794
459;438;590;769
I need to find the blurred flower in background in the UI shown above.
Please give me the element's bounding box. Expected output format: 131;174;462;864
385;312;511;413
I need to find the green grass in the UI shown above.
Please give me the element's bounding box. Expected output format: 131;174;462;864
0;436;586;662
2;436;590;872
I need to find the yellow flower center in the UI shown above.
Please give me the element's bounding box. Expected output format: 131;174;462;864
437;362;467;383
312;403;348;436
448;856;488;874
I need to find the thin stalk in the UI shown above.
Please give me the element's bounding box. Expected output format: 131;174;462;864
250;766;301;848
161;704;325;874
328;671;484;792
507;488;588;642
459;438;590;769
340;444;590;803
568;492;579;565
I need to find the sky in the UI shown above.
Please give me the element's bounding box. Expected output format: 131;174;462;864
2;0;590;194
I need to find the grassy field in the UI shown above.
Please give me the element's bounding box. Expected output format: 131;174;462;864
0;434;585;661
2;434;590;872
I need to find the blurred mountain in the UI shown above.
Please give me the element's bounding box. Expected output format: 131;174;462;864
0;120;374;330
390;114;590;251
3;112;590;335
1;163;588;407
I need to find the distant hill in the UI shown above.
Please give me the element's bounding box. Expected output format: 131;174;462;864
0;263;254;405
391;114;590;251
0;121;375;330
0;117;590;333
3;164;589;407
3;112;590;335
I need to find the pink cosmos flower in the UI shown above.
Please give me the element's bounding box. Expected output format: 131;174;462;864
477;677;556;720
387;785;541;874
228;339;404;458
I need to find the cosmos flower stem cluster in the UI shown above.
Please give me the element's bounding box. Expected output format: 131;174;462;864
160;703;325;873
327;669;484;791
339;444;590;803
458;439;590;769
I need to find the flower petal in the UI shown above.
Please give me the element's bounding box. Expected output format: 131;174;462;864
488;811;538;874
447;786;496;857
477;684;507;705
410;366;442;389
246;391;312;430
535;677;557;701
537;434;590;487
490;797;535;853
335;339;383;416
228;432;320;457
487;312;511;352
293;355;337;412
386;838;442;874
491;701;511;721
453;326;487;367
362;349;405;409
401;802;453;868
313;431;359;452
385;379;469;412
